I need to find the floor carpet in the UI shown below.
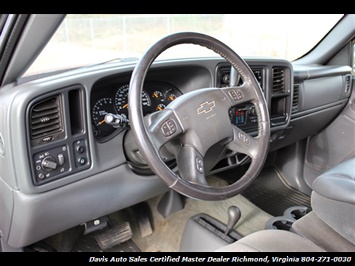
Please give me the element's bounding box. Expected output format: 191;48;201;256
126;176;273;252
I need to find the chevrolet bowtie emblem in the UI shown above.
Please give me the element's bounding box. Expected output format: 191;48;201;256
197;101;216;114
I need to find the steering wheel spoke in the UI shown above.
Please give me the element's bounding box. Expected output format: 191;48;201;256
222;82;259;107
226;126;260;159
176;145;209;187
147;109;183;150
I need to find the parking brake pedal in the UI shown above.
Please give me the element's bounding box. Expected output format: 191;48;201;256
94;221;133;250
82;216;110;235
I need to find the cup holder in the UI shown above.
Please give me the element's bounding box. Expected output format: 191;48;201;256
283;206;310;220
265;216;295;231
265;206;310;231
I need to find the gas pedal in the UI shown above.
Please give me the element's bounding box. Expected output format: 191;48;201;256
131;202;153;238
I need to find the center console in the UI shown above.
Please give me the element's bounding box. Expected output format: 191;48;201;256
180;206;242;252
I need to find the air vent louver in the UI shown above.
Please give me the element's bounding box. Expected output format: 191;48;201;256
30;96;63;139
292;84;300;113
344;74;351;96
272;68;285;93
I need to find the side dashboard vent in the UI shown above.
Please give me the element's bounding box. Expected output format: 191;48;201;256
344;74;351;96
292;84;300;113
30;95;63;140
217;65;263;91
272;67;285;93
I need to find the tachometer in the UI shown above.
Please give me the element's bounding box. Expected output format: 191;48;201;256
92;98;116;137
115;84;151;116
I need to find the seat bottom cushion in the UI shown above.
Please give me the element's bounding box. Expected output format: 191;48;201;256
216;229;324;252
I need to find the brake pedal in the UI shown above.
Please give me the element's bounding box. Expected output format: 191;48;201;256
95;221;132;250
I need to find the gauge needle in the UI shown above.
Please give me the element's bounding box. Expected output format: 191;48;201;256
154;93;158;98
169;96;174;101
123;103;128;109
99;119;105;125
157;106;163;111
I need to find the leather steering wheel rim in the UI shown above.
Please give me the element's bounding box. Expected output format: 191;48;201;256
128;32;270;201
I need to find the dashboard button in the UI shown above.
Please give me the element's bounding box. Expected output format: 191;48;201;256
77;157;86;165
195;156;204;173
75;145;85;154
238;132;250;145
58;153;65;166
229;90;243;101
38;173;45;179
161;119;177;137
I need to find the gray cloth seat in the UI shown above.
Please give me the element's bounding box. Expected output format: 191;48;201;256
216;229;325;252
217;157;355;252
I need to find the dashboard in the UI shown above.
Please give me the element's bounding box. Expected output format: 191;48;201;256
90;59;293;144
20;56;351;190
22;57;349;189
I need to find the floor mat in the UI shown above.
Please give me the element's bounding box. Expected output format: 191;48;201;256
72;232;140;252
242;167;312;217
36;223;141;252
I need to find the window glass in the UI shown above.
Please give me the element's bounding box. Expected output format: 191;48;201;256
25;14;344;77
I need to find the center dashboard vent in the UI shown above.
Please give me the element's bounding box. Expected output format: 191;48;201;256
30;95;64;141
272;67;285;93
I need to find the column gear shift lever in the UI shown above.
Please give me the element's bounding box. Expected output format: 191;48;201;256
224;206;241;236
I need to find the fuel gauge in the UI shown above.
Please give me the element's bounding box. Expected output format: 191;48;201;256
166;93;177;102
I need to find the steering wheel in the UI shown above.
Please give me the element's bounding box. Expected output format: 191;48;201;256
128;32;270;201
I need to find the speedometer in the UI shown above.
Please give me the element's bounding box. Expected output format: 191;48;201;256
114;84;151;117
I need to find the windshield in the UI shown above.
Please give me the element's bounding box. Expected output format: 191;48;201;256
25;14;344;77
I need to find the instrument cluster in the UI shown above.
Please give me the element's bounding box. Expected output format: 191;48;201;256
91;81;182;139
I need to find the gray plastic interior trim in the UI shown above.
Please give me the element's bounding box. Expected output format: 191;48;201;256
271;103;346;152
302;76;343;110
304;81;355;185
293;65;352;81
6;164;168;248
274;140;312;196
